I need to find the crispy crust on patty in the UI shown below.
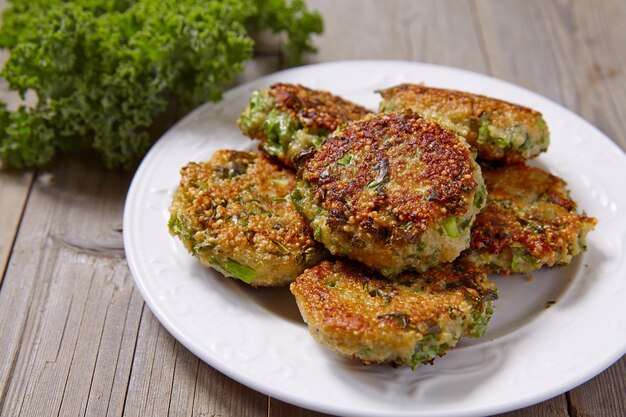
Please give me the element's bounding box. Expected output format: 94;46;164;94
168;150;327;287
237;83;370;167
461;163;596;274
378;84;549;163
293;111;485;276
290;259;497;367
268;83;371;133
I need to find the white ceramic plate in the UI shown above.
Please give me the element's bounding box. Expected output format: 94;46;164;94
124;61;626;417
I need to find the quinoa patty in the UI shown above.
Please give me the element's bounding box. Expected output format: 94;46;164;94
290;259;497;367
237;83;370;167
293;111;486;277
461;163;596;274
168;150;327;287
378;84;549;163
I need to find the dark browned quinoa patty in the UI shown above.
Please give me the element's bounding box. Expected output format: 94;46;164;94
292;111;486;277
237;83;371;167
461;163;596;274
168;150;327;287
378;84;549;163
290;259;497;367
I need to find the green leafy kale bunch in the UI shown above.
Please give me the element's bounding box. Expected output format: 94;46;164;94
0;0;322;170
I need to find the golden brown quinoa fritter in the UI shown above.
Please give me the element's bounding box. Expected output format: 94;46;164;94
378;84;549;163
293;111;486;277
460;163;596;274
290;259;497;367
237;83;371;167
168;150;327;287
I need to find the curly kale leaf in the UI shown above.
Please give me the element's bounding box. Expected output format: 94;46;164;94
0;103;57;169
249;0;323;65
0;0;322;170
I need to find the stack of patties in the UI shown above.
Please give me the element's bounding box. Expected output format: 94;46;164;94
169;84;369;287
378;84;596;275
168;82;595;368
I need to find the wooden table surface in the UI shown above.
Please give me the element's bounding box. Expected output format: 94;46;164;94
1;1;625;416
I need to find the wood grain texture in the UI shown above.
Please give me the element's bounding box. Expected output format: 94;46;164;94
310;0;409;61
122;306;267;417
0;170;33;284
0;158;133;416
84;288;144;417
310;0;489;73
563;0;626;150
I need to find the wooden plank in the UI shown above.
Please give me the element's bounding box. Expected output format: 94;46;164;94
191;359;268;417
56;263;130;417
0;157;134;416
563;0;626;150
474;0;568;102
403;0;489;73
309;0;488;73
85;288;145;417
122;307;179;417
166;342;200;417
121;305;268;417
0;170;33;284
309;0;409;61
